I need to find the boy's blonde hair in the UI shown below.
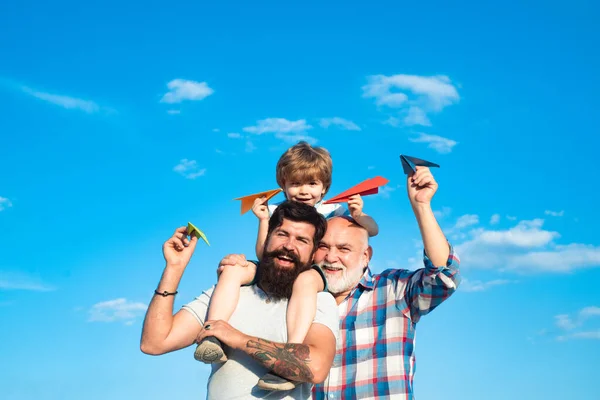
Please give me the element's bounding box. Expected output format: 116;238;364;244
276;141;333;195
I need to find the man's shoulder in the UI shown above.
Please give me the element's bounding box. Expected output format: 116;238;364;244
316;291;337;309
370;268;415;286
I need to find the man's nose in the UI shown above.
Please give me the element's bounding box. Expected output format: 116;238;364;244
325;248;338;263
282;238;295;251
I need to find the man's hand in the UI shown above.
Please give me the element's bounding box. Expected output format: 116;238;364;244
407;166;438;206
252;197;270;220
162;226;198;268
216;254;256;285
347;194;364;218
196;320;250;351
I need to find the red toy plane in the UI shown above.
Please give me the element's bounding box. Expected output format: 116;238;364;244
323;176;389;204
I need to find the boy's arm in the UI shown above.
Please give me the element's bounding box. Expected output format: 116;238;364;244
252;197;271;259
347;194;379;236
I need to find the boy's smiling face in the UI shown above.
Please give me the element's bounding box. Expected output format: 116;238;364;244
284;179;325;206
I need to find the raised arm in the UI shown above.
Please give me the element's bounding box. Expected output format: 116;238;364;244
195;320;336;383
396;167;461;321
252;197;271;259
140;227;204;355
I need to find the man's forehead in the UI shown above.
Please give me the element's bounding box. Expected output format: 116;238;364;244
323;217;367;242
278;218;316;235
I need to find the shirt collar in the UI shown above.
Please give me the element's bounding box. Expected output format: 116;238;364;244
357;266;374;290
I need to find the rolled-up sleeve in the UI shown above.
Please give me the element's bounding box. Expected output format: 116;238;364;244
402;244;461;322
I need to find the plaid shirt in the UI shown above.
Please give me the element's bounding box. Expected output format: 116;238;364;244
313;246;461;400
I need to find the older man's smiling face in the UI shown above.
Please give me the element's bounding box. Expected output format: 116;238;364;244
313;217;372;299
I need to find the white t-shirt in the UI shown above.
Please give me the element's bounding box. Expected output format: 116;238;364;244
268;200;350;219
182;285;339;400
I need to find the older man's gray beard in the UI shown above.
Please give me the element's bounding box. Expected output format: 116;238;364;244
318;261;365;294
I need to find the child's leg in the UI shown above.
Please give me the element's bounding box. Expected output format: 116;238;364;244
195;267;248;364
286;267;325;342
258;267;326;391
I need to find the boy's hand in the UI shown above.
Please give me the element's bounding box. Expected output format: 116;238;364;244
347;194;364;218
407;166;438;206
216;254;256;285
252;197;270;220
163;226;198;268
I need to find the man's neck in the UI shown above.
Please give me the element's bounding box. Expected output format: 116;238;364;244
333;291;351;305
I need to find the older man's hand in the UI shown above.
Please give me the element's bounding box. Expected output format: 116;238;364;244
407;166;438;206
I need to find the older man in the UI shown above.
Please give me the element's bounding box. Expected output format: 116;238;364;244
311;166;461;399
140;201;339;400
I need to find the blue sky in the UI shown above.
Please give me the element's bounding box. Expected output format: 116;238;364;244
1;1;599;399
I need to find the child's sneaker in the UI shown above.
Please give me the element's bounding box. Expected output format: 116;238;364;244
194;336;227;363
257;372;298;391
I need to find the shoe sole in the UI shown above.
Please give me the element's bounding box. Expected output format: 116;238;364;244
194;339;227;363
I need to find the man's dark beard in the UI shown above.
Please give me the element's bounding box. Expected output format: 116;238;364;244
258;249;312;300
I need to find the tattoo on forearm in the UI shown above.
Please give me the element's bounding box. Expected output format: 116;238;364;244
246;338;314;382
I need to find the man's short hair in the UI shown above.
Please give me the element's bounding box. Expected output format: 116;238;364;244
275;141;333;195
268;200;327;248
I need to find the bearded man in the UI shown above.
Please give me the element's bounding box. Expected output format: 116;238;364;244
140;201;338;400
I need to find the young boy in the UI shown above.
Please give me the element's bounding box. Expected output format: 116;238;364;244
195;141;379;391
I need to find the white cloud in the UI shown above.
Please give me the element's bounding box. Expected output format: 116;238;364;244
490;214;501;225
508;244;600;272
555;314;577;330
166;110;181;115
434;206;452;219
383;116;401;127
454;218;600;273
404;106;431;126
557;330;600;341
461;278;513;292
319;117;361;131
476;219;559;248
454;214;479;229
0;272;55;292
173;159;206;179
212;128;220;132
506;215;517;221
243;118;317;144
362;74;459;127
0;197;12;211
245;140;257;153
243;118;312;135
160;79;214;104
554;306;600;341
22;86;100;113
545;210;564;217
88;298;147;324
409;133;458;154
275;132;318;144
227;132;242;139
378;185;398;199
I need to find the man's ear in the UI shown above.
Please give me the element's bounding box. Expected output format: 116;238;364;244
363;245;373;267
